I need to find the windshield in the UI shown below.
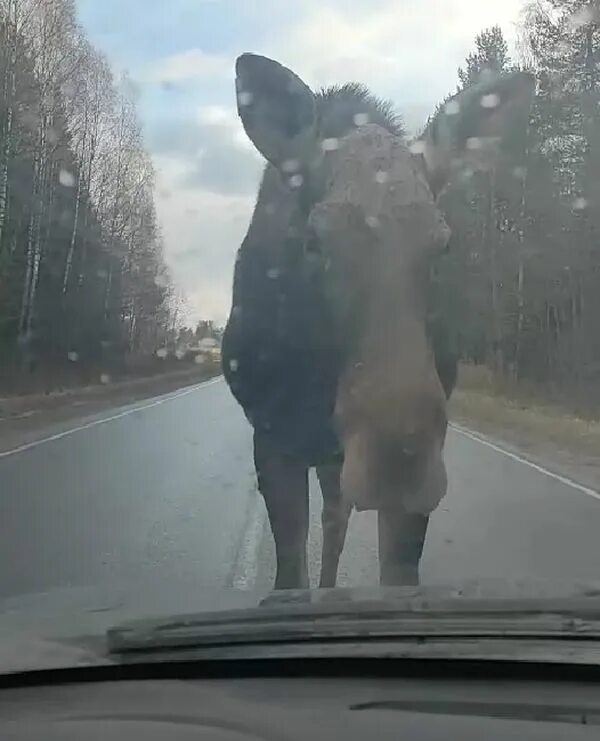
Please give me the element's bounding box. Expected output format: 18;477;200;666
1;0;600;663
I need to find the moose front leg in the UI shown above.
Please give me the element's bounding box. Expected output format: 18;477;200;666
254;431;309;590
317;462;352;588
377;509;429;586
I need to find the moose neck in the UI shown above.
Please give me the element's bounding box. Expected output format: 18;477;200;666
359;248;429;355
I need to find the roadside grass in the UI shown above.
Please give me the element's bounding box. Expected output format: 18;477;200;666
449;364;600;461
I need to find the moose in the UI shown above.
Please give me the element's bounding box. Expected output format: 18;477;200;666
223;53;533;590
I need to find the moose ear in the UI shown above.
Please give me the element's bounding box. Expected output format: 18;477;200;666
417;70;535;197
235;53;317;170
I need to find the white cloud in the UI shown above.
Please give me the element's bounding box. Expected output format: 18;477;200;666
147;48;229;84
273;0;526;131
196;103;255;151
142;0;528;322
196;104;234;126
154;155;255;324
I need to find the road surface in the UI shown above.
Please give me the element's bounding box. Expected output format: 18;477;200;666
1;377;599;603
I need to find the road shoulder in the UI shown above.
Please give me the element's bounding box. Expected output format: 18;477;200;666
449;388;600;494
0;367;220;455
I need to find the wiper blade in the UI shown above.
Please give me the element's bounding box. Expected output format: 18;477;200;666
107;595;600;655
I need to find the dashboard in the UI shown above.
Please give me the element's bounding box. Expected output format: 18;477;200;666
0;671;599;739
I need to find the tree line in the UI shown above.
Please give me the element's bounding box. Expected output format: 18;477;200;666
435;2;600;406
0;0;176;388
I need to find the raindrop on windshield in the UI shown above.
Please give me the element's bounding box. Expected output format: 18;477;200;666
67;351;79;362
466;137;482;150
409;140;426;155
568;7;596;30
375;170;389;184
229;358;239;372
282;158;300;173
288;173;304;188
480;93;500;109
572;196;588;211
156;348;168;359
100;373;111;385
59;169;76;187
237;90;253;106
444;100;460;115
321;138;339;152
353;112;370;126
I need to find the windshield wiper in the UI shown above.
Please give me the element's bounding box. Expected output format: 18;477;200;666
107;595;600;656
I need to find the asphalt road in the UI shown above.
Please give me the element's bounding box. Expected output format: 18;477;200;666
1;377;600;603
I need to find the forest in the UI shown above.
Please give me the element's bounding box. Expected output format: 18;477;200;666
0;0;176;392
2;0;600;410
437;1;600;410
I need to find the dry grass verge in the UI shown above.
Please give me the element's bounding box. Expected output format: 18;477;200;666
0;361;221;454
449;365;600;491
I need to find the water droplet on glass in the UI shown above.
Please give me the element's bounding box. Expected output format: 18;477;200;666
232;305;242;318
59;169;76;187
67;351;79;362
100;373;111;385
97;269;108;279
375;170;389;184
156;347;168;359
20;110;37;131
194;354;205;365
321;138;339;152
229;358;239;372
161;80;178;93
282;158;300;173
572;196;588;211
288;173;304;189
444;100;460;115
480;93;500;109
267;268;280;279
409;140;426;155
365;215;380;229
237;90;253;106
175;349;185;360
466;137;482;151
512;166;527;180
568;7;595;30
353;112;370;126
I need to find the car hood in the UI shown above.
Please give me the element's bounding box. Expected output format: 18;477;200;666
2;577;600;675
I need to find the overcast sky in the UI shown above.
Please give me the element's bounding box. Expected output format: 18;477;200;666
77;0;526;325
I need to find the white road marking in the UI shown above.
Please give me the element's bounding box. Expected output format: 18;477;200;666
232;491;267;590
450;423;600;502
0;378;221;460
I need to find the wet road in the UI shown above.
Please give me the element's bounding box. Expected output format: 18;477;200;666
1;377;600;602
